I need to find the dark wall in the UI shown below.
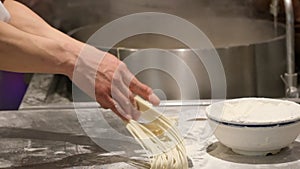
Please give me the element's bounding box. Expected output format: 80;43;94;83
17;0;272;33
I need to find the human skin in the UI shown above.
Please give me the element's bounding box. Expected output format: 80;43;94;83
0;0;160;120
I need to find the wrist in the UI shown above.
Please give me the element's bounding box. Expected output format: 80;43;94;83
58;41;83;79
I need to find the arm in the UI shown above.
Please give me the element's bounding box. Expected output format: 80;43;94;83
1;0;80;75
4;0;76;45
1;0;160;120
0;21;75;75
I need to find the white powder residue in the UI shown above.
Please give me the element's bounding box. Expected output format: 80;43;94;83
208;98;300;124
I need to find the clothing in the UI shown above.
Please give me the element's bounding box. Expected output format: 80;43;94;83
0;1;10;22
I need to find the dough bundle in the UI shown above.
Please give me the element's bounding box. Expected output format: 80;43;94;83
126;96;188;169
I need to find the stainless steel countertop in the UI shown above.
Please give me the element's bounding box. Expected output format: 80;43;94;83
13;73;300;168
0;104;300;168
0;105;204;168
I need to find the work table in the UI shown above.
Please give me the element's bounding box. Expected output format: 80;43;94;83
0;107;139;168
1;104;300;168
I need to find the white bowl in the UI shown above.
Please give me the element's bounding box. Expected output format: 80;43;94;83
205;98;300;156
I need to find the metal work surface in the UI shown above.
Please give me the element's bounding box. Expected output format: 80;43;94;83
0;107;143;169
1;102;300;168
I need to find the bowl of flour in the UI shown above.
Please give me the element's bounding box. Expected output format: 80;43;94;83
206;98;300;156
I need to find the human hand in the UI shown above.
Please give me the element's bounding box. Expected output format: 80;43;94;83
72;45;160;120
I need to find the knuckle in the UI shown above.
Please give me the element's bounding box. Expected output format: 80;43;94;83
96;86;111;96
97;97;114;109
106;97;115;107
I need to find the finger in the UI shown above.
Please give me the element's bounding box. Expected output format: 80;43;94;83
111;106;131;121
111;99;132;121
96;95;131;120
113;76;136;106
130;93;137;108
111;68;136;107
112;87;141;121
97;94;115;109
127;93;139;120
129;77;160;106
148;93;160;106
117;62;160;106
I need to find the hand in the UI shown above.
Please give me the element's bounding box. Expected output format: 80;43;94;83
72;45;160;120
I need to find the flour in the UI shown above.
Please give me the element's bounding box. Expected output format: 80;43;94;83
207;98;300;124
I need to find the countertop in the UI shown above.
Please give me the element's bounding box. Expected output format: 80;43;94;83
12;73;300;168
0;104;300;168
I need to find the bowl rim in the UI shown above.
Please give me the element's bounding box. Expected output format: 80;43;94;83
205;98;300;126
207;116;300;128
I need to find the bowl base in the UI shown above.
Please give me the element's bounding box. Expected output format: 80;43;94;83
232;148;282;156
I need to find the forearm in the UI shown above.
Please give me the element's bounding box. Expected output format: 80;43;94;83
3;0;78;45
0;0;85;77
0;21;77;77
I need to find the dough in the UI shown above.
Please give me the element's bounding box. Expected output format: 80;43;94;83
126;112;188;169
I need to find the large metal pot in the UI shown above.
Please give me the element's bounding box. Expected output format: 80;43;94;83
69;17;286;100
